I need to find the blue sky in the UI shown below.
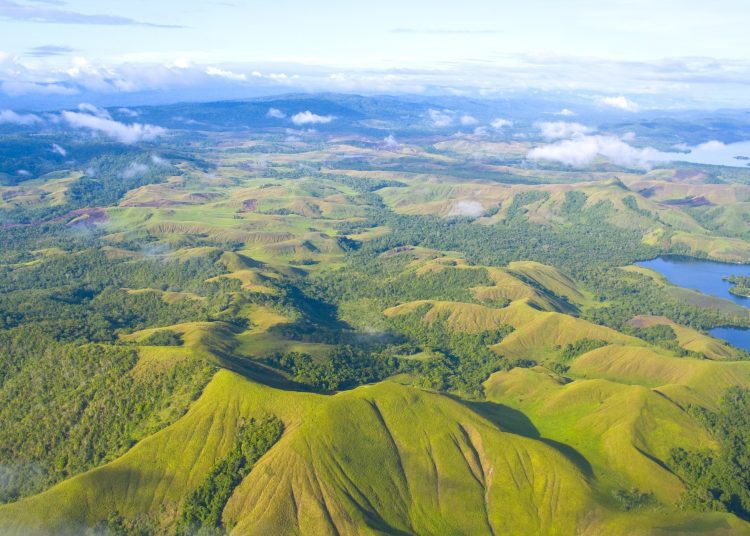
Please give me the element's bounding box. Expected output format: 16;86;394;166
1;0;749;107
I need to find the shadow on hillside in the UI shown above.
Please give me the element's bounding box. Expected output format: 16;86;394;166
456;398;593;479
213;351;319;393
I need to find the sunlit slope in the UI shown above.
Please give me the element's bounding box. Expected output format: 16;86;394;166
570;344;750;405
0;371;323;535
0;372;595;535
2;370;748;535
629;315;742;360
485;368;715;504
384;299;640;359
506;260;588;305
404;254;582;313
224;381;594;535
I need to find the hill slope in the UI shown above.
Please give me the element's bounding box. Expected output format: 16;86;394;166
1;370;748;535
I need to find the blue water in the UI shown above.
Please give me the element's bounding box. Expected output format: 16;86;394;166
710;327;750;352
636;256;750;351
651;140;750;168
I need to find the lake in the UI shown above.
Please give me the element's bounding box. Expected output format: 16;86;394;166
637;256;750;351
652;140;750;168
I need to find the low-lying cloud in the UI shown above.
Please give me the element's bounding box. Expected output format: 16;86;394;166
536;121;595;139
0;108;42;125
116;107;139;118
205;66;246;81
600;95;640;112
51;143;67;157
491;118;513;129
120;162;149;179
291;110;334;125
77;102;110;118
528;134;661;168
266;107;286;119
61;111;166;143
428;108;453;127
381;134;400;149
449;200;485;218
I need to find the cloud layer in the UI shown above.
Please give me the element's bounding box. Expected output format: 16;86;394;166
61;110;166;143
536;121;594;139
1;51;749;109
0;108;41;125
600;95;640;112
528;135;661;168
266;107;285;119
449;200;485;217
0;0;179;27
290;111;334;125
428;109;453;127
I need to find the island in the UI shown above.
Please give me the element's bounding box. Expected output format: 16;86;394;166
725;275;750;297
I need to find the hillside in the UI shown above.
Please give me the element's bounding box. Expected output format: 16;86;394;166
2;371;748;535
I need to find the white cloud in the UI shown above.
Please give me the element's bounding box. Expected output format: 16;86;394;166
449;200;485;217
61;111;166;143
150;154;169;166
428;109;453;127
205;66;247;81
600;95;640;112
536;121;595;140
695;140;726;151
460;114;478;126
266;107;286;119
0;109;42;125
117;107;139;117
120;162;149;179
1;80;76;96
77;102;110;118
170;57;192;69
51;143;67;157
290;110;334;125
382;134;400;149
0;0;178;27
252;71;292;81
556;108;576;116
527;134;661;168
120;162;148;179
491;118;513;129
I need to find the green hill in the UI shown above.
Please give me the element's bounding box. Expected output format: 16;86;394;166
2;370;747;535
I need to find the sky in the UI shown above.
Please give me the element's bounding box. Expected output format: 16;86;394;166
1;0;750;108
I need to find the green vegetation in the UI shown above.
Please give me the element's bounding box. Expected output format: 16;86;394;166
266;346;399;392
726;275;750;297
671;387;750;519
0;327;214;502
386;305;515;396
556;338;608;361
177;416;283;535
143;329;184;346
613;488;658;511
627;324;706;358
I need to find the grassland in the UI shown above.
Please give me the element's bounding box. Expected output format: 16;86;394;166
3;369;748;535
